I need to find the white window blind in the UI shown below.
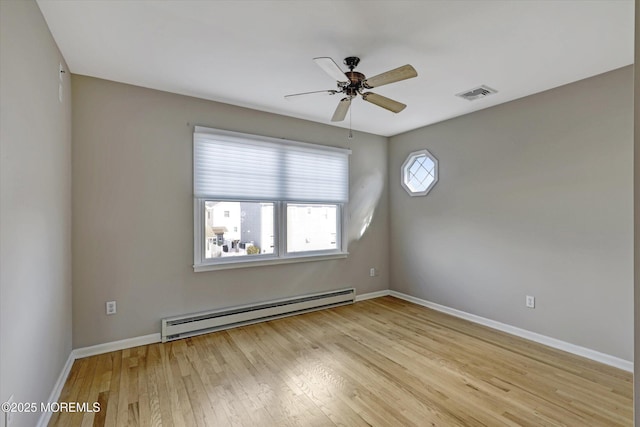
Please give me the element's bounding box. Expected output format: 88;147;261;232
194;126;350;202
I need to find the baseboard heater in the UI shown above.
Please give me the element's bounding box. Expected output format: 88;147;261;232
161;287;355;342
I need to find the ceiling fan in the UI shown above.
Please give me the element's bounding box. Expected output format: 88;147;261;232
285;56;418;122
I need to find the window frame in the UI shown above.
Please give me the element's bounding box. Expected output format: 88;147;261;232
192;127;350;272
401;149;438;197
194;199;347;271
284;201;343;257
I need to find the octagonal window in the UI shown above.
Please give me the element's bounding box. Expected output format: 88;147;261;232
401;149;438;196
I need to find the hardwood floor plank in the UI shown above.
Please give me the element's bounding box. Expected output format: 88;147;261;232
70;353;98;427
49;296;632;426
114;350;130;426
157;343;185;427
145;344;169;427
79;353;109;427
167;342;198;427
102;351;121;427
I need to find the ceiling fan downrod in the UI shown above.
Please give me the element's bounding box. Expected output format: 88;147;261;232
343;56;360;70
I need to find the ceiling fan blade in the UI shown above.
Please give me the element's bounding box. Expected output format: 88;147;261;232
285;90;338;100
363;64;417;89
331;97;351;122
313;57;349;83
362;92;406;113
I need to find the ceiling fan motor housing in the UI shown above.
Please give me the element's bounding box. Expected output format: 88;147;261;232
344;71;366;96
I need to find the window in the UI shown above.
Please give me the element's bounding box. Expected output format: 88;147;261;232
204;201;274;259
287;204;338;253
401;149;438;196
193;126;350;271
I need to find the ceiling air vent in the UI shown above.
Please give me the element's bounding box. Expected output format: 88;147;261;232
456;85;498;101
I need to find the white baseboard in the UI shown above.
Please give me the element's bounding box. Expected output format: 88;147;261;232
356;289;391;302
389;290;633;372
73;333;161;359
36;351;75;427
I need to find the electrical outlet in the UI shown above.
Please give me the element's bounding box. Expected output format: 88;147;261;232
106;301;117;315
369;268;378;277
5;394;14;426
526;295;535;309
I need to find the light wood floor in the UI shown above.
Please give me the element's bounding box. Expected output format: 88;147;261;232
50;296;632;426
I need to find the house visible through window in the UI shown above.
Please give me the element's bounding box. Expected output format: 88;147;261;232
204;201;275;259
287;204;337;253
193;126;351;271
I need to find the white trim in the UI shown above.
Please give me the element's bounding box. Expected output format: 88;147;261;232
401;149;438;197
194;200;348;271
389;290;633;372
194;252;348;272
73;333;161;359
355;289;391;302
194;198;203;267
36;351;75;427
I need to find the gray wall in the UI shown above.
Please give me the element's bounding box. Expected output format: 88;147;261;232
633;0;639;423
0;1;73;427
389;66;634;361
71;75;389;348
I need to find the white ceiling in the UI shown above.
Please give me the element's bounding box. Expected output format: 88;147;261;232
37;0;634;137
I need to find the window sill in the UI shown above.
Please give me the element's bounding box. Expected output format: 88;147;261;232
193;252;349;272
